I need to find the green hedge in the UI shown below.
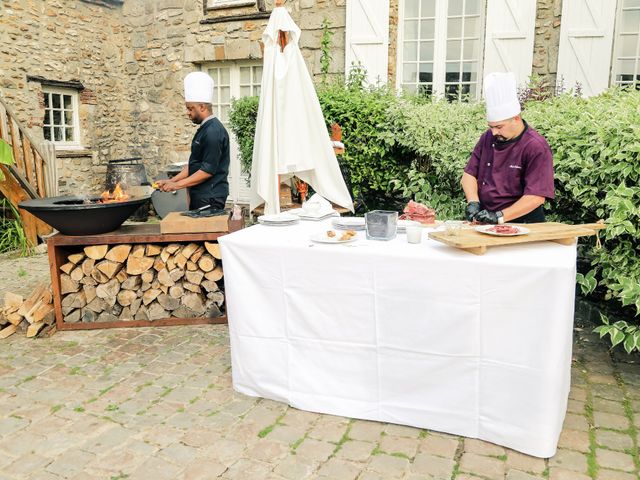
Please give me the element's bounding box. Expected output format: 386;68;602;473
229;84;640;352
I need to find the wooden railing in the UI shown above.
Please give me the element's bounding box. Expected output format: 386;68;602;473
0;95;55;244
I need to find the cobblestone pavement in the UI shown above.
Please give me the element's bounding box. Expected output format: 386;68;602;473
0;254;639;479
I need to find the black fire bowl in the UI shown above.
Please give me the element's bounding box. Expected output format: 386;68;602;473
19;195;151;236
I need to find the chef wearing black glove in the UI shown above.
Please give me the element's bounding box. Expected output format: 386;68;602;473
465;201;481;222
474;209;504;225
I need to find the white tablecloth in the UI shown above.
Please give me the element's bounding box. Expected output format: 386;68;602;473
218;221;576;457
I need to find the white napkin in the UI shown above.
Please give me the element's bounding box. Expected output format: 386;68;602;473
304;193;334;216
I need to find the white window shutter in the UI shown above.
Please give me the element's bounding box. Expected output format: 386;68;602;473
483;0;536;88
345;0;390;86
557;0;617;97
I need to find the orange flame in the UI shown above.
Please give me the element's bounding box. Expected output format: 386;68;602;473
100;182;130;203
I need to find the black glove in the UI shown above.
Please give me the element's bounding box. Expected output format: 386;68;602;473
465;201;481;221
474;209;502;225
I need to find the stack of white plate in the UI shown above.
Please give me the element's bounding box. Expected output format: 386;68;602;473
257;213;300;226
332;217;366;230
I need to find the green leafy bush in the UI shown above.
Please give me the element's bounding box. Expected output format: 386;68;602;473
229;84;640;352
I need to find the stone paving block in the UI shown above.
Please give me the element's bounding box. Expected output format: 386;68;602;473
88;442;152;473
596;448;636;472
411;452;455;478
357;472;386;480
180;459;227;479
308;418;350;443
566;399;586;414
268;424;310;445
45;449;95;478
245;439;289;463
130;456;183;480
141;424;186;448
548;467;591;480
505;450;546;474
280;408;318;429
549;448;588;473
506;470;545;480
384;423;421;438
295;438;335;462
222;457;273;479
557;428;590;453
418;433;459;459
593;412;629;431
596;468;640;480
592;384;626;402
335;439;375;462
349;420;384;442
0;415;29;437
367;454;411;479
316;457;362;480
593;397;627;416
595;429;634;451
0;430;47;457
569;387;588;402
464;438;506;456
379;434;419;458
81;424;133;454
562;412;590;431
201;438;247;466
159;442;199;465
28;471;62;480
182;427;223;448
459;452;506;479
272;455;316;479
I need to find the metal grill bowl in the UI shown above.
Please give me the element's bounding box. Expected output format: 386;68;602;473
19;195;151;236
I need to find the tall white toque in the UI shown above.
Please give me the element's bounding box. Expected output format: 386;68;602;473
484;72;521;122
184;72;215;103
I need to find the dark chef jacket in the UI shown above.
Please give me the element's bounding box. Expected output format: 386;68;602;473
188;117;230;208
464;122;555;212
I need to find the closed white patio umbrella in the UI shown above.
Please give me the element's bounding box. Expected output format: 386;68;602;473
249;2;353;215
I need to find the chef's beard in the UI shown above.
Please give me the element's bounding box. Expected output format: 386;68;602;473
495;135;507;142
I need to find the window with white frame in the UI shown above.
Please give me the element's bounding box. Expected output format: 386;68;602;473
398;0;485;100
42;87;80;146
612;0;640;90
205;62;262;203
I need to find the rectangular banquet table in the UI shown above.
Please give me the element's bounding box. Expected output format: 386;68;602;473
218;220;577;458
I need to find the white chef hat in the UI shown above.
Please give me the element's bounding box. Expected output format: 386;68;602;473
484;72;521;122
184;72;214;103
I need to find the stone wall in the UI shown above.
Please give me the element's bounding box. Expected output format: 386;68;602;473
0;0;346;197
1;0;130;194
532;0;563;87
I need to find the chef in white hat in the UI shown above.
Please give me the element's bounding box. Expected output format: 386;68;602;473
156;71;230;211
461;72;555;224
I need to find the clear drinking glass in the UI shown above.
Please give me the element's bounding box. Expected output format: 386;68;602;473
365;210;398;241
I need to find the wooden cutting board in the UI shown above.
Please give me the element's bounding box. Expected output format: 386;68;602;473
428;222;606;255
160;211;229;234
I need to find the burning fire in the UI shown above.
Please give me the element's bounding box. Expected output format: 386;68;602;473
100;183;130;203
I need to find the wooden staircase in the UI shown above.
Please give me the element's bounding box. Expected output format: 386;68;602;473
0;95;55;245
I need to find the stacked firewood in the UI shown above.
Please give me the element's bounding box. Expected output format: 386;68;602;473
0;284;56;339
59;242;224;323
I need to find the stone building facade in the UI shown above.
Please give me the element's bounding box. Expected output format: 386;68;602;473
0;0;346;196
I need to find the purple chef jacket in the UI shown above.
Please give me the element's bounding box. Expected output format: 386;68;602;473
464;123;555;212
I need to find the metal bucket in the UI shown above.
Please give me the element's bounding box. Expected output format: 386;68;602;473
106;157;150;222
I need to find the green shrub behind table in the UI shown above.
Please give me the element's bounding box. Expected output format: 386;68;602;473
229;86;640;352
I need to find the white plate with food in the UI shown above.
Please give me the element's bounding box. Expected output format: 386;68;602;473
310;230;358;244
475;225;530;236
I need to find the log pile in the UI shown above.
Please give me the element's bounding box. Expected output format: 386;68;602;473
59;241;224;324
0;283;56;339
